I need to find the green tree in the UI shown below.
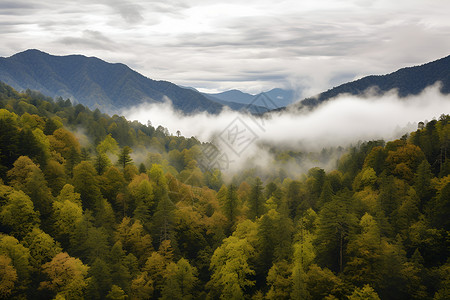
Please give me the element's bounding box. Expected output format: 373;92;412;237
118;146;133;169
221;184;239;233
248;177;265;220
160;258;198;300
0;190;40;238
305;264;345;300
100;166;126;204
0;234;31;291
72;161;102;210
266;260;291;300
22;228;62;271
414;159;433;208
428;182;450;230
209;235;255;299
7;156;53;225
52;193;83;245
44;159;67;196
315;191;357;273
97;134;119;156
152;194;176;246
40;252;89;300
345;213;382;286
0;255;18;299
86;258;113;300
348;284;381;300
95;152;111;175
130;272;153;300
148;164;168;201
106;285;128;300
115;217;153;264
291;228;315;300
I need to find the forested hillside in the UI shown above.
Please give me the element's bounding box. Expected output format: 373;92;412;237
0;81;449;299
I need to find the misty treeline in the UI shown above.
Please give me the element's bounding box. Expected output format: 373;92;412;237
0;81;449;300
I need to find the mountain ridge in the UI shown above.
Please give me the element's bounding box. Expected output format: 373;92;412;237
296;55;450;108
0;49;224;114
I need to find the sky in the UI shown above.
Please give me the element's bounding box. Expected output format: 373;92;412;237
1;0;449;97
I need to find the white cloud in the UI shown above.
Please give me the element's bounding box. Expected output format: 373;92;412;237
122;85;450;174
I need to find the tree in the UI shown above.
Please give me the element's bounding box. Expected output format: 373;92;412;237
148;164;168;201
44;159;67;196
143;240;174;298
414;159;433;208
315;191;357;273
115;217;153;264
40;252;89;299
138;163;147;174
7;156;53;224
86;258;112;300
256;211;278;280
72;161;102;210
100;166;126;204
209;236;255;299
22;228;62;271
117;146;133;169
52;194;83;244
0;190;40;238
291;228;315;300
248;177;265;220
221;184;239;233
109;242;134;294
56;184;82;205
345;213;382;286
152;193;176;246
0;234;31;290
266;260;291;300
428;182;450;230
305;264;345;300
97;134;119;156
0;109;19;178
128;176;154;225
130;272;153;300
160;258;198;300
106;285;127;300
95;152;111;175
348;285;381;300
0;255;18;298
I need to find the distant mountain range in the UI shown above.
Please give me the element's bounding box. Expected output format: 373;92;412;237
203;88;296;108
1;49;448;115
0;49;224;114
294;55;450;108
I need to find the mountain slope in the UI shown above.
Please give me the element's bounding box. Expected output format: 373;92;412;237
298;55;450;107
0;49;224;114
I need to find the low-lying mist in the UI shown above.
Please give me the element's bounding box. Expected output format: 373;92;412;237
122;85;450;177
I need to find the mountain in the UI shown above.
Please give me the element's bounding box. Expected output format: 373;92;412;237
0;49;224;114
296;55;450;108
203;89;254;105
203;88;296;108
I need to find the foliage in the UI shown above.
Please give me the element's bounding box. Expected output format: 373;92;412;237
0;83;449;299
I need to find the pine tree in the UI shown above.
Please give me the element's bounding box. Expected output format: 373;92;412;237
117;146;133;169
249;177;265;220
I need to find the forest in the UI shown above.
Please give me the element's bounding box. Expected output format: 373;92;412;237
0;81;449;299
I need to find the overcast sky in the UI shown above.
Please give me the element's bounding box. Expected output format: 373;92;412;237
1;0;449;97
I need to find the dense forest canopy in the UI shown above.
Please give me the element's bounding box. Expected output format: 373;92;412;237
0;81;449;299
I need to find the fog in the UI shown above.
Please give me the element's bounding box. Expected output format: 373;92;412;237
122;85;450;176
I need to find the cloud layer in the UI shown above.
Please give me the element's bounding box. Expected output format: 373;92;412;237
1;0;449;96
122;85;450;174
